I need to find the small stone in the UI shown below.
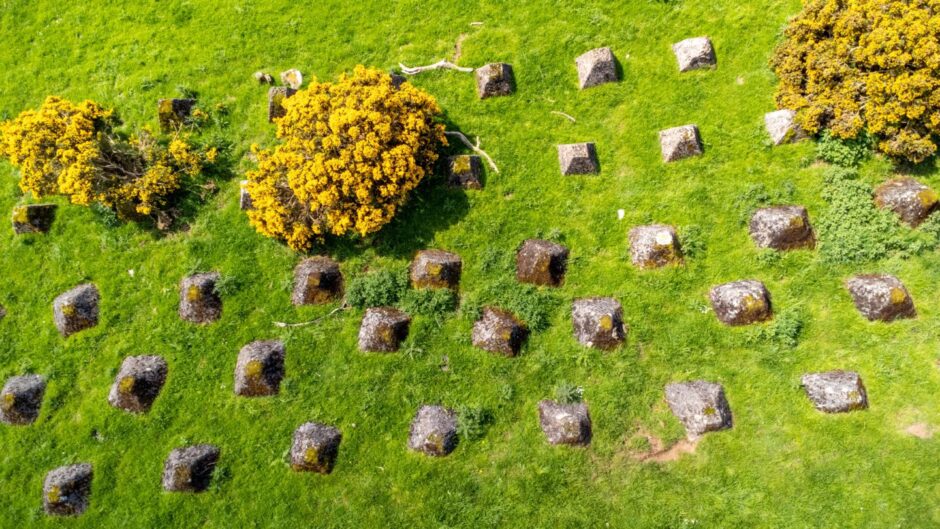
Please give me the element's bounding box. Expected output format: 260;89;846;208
709;280;772;326
408;405;458;456
472;307;528;356
874;177;939;227
0;374;46;425
516;239;569;287
448;155;483;189
280;68;303;89
571;297;626;350
749;206;815;250
43;463;92;516
801;370;868;413
290;422;342;474
475;63;515;99
179;272;222;324
576;47;618;89
158;98;196;133
358;307;411;352
390;73;407;88
239;180;253;210
845;274;915;322
672;37;716;72
11;204;57;234
764;109;806;145
53;284;100;337
0;304;5;320
268;86;297;123
253;71;275;85
557;142;599;175
292;257;343;305
410;250;462;289
108;356;168;414
660;125;703;162
628;224;683;268
664;380;733;439
162;445;221;492
234;340;285;397
538;400;591;446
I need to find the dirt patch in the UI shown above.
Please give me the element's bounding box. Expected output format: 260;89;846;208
904;423;934;439
630;427;699;463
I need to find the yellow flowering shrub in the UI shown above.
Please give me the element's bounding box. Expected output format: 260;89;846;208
246;66;446;251
771;0;940;163
0;96;214;219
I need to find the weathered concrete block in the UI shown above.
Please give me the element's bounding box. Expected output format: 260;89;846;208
108;356;168;413
448;155;483;189
660;124;703;162
749;206;815;250
874;177;939;227
516;239;569;286
846;274;915;322
292;257;343;305
179;273;222;324
11;204;57;234
268;86;297;123
408;405;458;456
239;180;253;210
801;370;868;413
576;47;618;89
475;63;515;99
557;142;599;175
0;374;45;425
53;284;100;337
472;306;528;356
410;250;462;289
234;340;285;397
538;400;591;446
358;307;411;352
764;109;806;145
280;69;303;89
665;380;732;439
629;224;683;268
290;422;342;474
162;445;220;492
709;280;772;326
571;297;626;350
673;37;716;72
43;463;92;516
158;98;196;132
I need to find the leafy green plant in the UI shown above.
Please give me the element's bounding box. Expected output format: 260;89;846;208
462;278;559;331
399;288;458;316
747;307;805;350
553;382;583;404
456;405;491;440
816;131;873;167
678;225;707;258
345;268;408;308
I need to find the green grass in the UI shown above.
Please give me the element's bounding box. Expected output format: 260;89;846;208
1;0;939;527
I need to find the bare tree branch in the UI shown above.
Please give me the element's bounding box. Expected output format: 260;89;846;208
399;60;474;75
444;131;499;174
551;111;577;123
274;304;348;328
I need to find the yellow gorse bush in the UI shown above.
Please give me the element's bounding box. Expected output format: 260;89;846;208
771;0;940;163
0;96;212;218
246;66;446;251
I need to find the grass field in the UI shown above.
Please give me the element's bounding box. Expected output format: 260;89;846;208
1;0;939;527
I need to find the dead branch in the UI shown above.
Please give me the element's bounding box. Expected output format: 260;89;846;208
274;304;348;328
551;111;577;123
399;60;474;75
445;131;499;174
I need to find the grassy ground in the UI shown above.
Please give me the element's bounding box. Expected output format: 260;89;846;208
0;0;939;527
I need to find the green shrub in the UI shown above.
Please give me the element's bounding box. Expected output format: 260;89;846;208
816;131;873;167
678;225;707;258
462;278;559;331
399;288;458;316
553;382;583;404
747;308;805;350
345;268;408;308
456;405;491;440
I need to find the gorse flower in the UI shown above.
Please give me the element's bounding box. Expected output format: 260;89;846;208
771;0;940;163
0;96;214;219
245;66;447;252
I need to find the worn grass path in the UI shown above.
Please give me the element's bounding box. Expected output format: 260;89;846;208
0;0;938;527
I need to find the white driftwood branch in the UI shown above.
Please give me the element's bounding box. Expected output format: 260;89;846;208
551;111;577;123
445;131;499;174
399;60;474;75
274;305;347;328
